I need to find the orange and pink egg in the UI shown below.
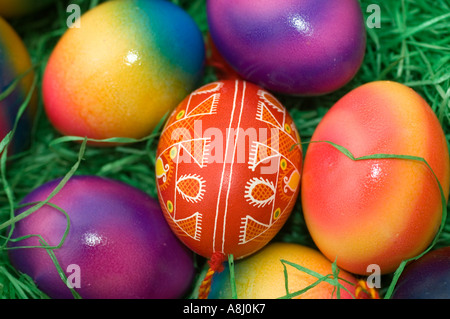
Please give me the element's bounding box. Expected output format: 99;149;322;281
0;0;54;18
301;81;450;275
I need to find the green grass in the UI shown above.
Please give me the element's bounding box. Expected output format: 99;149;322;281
0;0;449;299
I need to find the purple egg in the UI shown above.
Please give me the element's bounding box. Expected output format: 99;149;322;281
207;0;366;95
8;176;195;299
392;246;450;299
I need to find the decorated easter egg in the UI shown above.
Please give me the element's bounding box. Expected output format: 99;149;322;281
155;80;303;260
392;246;450;299
207;0;366;95
208;242;371;299
0;0;54;18
43;0;205;143
0;16;36;154
8;176;195;299
301;81;450;275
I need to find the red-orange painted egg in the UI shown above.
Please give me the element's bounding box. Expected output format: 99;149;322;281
155;80;303;259
301;81;450;275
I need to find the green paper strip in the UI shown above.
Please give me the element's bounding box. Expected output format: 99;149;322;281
278;258;354;299
48;111;169;148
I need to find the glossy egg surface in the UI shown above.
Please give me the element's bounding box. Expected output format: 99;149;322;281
301;81;450;275
8;176;195;299
156;80;303;259
0;16;36;154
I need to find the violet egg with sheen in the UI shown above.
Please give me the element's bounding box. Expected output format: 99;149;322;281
8;176;195;299
207;0;366;95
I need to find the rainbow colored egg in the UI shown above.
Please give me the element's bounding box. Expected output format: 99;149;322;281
301;81;450;275
8;176;195;299
155;80;303;260
43;0;205;143
392;246;450;299
208;243;365;299
207;0;366;95
0;16;36;154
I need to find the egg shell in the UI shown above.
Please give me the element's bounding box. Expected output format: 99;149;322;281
43;0;205;143
8;176;195;299
392;246;450;299
155;80;303;259
208;242;362;299
301;81;450;275
207;0;366;96
0;0;54;18
0;16;36;154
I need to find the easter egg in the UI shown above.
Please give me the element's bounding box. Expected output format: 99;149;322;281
8;176;195;299
155;80;303;260
207;0;366;96
43;0;205;143
301;81;450;275
208;242;366;299
0;0;54;18
392;246;450;299
0;16;36;154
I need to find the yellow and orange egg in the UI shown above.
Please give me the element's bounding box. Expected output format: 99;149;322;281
42;0;205;143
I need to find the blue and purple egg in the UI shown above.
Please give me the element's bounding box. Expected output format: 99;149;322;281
392;246;450;299
207;0;366;95
8;176;195;299
43;0;205;143
0;16;36;154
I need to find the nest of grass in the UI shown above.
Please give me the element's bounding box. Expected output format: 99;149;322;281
0;0;449;299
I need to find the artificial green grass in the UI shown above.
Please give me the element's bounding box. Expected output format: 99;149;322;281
0;0;449;299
